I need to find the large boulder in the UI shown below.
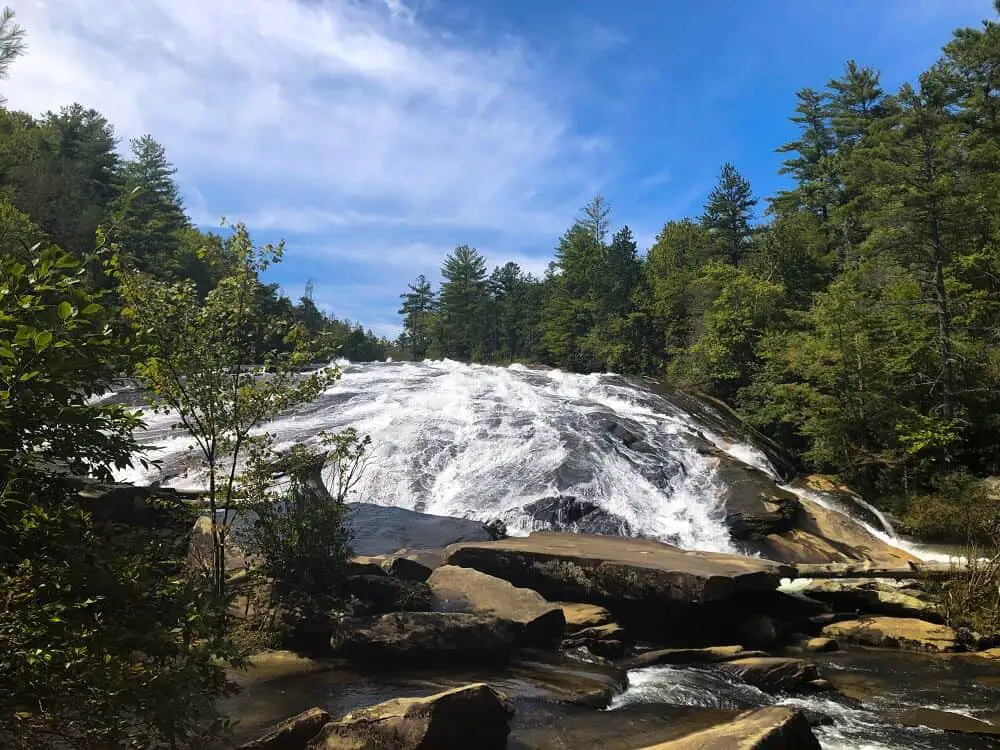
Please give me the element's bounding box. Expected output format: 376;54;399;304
238;707;330;750
444;533;792;610
822;616;959;653
715;657;821;693
620;645;752;669
329;612;520;665
636;706;821;749
309;683;513;750
427;565;565;645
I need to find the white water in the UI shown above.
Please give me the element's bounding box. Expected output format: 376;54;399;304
110;359;931;559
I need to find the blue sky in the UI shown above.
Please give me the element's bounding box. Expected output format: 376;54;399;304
5;0;993;337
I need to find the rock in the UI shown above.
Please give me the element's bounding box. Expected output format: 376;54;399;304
562;622;630;659
733;612;779;650
557;602;614;634
716;657;821;693
807;679;834;692
620;645;749;669
896;707;1000;738
484;518;508;540
804;637;838;653
636;706;821;749
383;555;434;582
342;574;433;615
445;532;792;610
794;578;942;622
238;707;330;750
714;463;801;540
392;548;448;573
427;565;565;645
347;503;495;556
966;646;1000;660
822;616;959;653
309;683;513;750
345;557;388;577
329;612;520;665
188;515;246;574
512;496;633;536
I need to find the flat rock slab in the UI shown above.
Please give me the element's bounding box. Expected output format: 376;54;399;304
620;645;750;670
822;616;959;653
896;707;1000;738
636;706;821;749
329;612;521;665
558;602;615;634
310;683;513;750
445;533;792;608
427;565;565;644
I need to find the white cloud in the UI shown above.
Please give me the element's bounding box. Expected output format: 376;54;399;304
4;0;602;238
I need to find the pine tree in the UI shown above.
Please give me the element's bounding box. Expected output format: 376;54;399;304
700;162;757;265
437;246;488;360
398;274;436;359
0;6;26;104
112;135;190;276
772;88;838;223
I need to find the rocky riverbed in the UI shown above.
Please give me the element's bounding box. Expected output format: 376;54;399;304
217;524;1000;750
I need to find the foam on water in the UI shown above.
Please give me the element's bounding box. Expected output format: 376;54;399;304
115;359;927;559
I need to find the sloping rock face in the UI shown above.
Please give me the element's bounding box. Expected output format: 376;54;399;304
822;616;959;653
637;706;821;750
347;503;497;556
715;463;802;541
309;683;513;750
445;533;791;610
329;612;520;665
427;565;565;644
238;707;330;750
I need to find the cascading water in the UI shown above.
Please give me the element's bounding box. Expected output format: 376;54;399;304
110;358;931;558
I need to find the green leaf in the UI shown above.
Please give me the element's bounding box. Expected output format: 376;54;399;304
34;331;53;352
80;303;102;316
57;301;73;320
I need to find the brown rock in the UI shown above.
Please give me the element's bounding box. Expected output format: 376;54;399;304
620;645;748;669
636;706;821;749
557;602;614;634
897;707;1000;738
308;683;513;750
804;637;838;653
240;707;330;750
562;622;630;659
343;574;433;615
822;616;959;653
445;532;791;609
795;579;942;622
329;612;520;665
716;657;821;693
427;565;565;644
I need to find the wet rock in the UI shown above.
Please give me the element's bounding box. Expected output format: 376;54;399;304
513;496;633;536
347;503;494;556
238;706;330;750
392;548;448;573
342;574;433;615
896;707;1000;738
822;616;959;653
427;565;565;645
329;612;520;665
620;645;750;669
484;518;508;540
558;602;614;634
310;683;513;750
803;637;838;653
562;623;630;659
445;532;792;610
733;612;779;650
716;657;821;694
715;462;802;540
636;706;821;749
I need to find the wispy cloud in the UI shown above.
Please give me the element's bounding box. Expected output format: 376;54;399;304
5;0;601;239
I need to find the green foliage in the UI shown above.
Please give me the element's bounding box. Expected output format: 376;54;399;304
700;162;757;265
121;222;341;597
437;245;489;360
0;6;25;105
242;430;370;599
399;274;436;359
0;230;238;748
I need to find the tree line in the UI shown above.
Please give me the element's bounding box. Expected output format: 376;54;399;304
398;6;1000;527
